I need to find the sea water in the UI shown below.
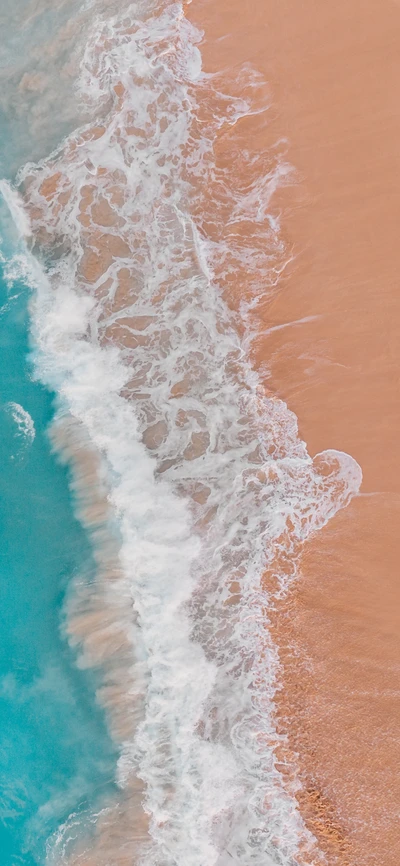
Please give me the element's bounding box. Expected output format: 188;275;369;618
0;217;118;864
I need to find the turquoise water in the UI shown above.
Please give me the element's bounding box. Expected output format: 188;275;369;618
0;234;118;864
0;0;89;175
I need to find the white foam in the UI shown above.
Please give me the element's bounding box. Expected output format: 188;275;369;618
0;180;32;237
15;2;363;864
7;401;35;442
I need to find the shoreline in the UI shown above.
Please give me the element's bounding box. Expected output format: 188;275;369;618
16;0;390;861
20;8;327;858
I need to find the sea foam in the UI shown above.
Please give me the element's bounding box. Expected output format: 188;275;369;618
7;401;36;442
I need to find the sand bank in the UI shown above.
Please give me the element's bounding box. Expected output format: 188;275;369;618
187;0;400;862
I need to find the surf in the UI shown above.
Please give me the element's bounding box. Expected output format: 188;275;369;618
0;191;119;866
3;0;362;863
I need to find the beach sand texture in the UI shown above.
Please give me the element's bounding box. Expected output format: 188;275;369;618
187;0;400;863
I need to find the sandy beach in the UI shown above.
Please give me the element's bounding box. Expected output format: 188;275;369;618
17;0;400;861
187;0;400;862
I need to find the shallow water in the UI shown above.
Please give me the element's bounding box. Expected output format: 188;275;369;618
0;216;118;865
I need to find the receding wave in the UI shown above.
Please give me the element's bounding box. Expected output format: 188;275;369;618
4;1;363;863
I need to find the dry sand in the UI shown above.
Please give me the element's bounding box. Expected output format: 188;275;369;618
187;0;400;863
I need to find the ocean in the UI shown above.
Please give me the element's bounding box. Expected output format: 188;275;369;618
0;1;362;864
0;222;118;865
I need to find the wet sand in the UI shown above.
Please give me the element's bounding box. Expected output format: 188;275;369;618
188;0;400;863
